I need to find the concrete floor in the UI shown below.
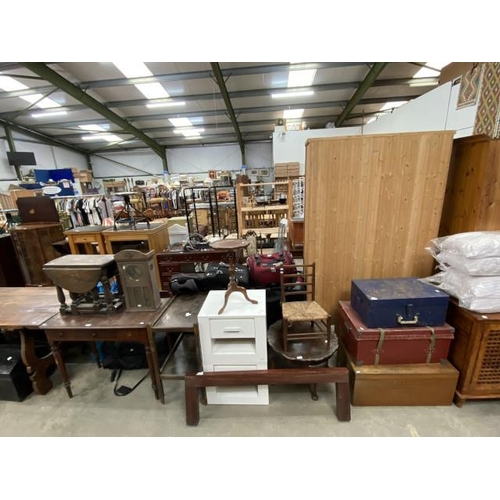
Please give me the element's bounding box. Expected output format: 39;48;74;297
1;353;500;437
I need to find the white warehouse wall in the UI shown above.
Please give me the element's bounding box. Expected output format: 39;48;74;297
272;126;363;175
364;81;478;138
0;128;88;193
92;142;272;179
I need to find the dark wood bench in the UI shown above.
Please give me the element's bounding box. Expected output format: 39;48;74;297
184;367;351;426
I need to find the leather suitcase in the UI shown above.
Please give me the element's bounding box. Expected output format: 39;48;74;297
338;340;459;406
351;277;450;328
338;301;454;365
0;345;33;402
203;262;250;290
247;251;296;287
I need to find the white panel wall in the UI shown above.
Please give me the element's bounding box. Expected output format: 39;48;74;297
0;129;88;193
363;81;478;137
272;126;362;175
91;151;164;179
92;142;272;178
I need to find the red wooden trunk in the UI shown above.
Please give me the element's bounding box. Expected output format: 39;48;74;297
338;301;455;366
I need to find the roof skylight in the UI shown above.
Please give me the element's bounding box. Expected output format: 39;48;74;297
113;62;170;100
0;74;62;109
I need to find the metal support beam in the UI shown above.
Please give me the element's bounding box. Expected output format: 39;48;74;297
335;62;388;127
0;118;88;156
210;62;245;164
21;62;166;159
4;124;22;180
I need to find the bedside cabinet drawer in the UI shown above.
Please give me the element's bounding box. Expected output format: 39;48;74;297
209;318;255;339
204;363;269;405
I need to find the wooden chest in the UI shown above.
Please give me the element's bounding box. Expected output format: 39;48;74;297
446;300;500;406
338;340;459;406
10;223;65;286
351;278;450;329
338;301;455;365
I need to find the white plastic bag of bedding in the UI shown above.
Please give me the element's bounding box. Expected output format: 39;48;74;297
433;251;500;276
423;270;500;313
429;231;500;259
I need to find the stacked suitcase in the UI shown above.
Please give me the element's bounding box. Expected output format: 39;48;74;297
337;278;459;406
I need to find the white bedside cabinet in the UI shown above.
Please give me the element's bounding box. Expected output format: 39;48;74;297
197;289;268;405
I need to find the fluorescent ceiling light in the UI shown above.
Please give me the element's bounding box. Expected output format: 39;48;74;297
146;100;186;108
409;80;439;88
272;90;314;99
413;62;450;79
169;117;193;127
283;109;304;119
32;110;68;118
78;124;107;131
288;69;316;88
174;128;205;137
380;101;408;111
82;134;122;142
113;62;152;78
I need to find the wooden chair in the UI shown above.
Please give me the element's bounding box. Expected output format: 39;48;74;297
279;262;331;352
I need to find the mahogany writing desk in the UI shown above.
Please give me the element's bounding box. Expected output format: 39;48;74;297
0;287;60;395
41;298;172;403
156;247;237;296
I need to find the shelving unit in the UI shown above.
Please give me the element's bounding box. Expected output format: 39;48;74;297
235;181;289;238
287;176;305;253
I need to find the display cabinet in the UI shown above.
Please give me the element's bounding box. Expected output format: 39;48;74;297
235;181;289;238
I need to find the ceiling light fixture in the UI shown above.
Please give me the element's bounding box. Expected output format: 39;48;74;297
78;124;107;131
173;128;205;137
0;74;62;109
146;100;186;109
31;110;68;118
272;91;314;99
82;134;122;142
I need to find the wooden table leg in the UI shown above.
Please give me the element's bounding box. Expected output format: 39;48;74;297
185;379;200;426
20;329;55;395
89;342;102;368
145;328;164;404
49;339;73;398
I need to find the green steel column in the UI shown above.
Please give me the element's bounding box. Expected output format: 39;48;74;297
4;124;22;180
210;62;246;164
335;62;388;127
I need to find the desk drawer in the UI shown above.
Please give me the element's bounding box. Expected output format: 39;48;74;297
47;329;143;342
72;235;97;243
209;318;255;339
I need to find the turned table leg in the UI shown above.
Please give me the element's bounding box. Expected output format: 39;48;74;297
20;329;55;395
49;339;73;398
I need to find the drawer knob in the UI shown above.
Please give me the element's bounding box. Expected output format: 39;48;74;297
91;332;97;337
